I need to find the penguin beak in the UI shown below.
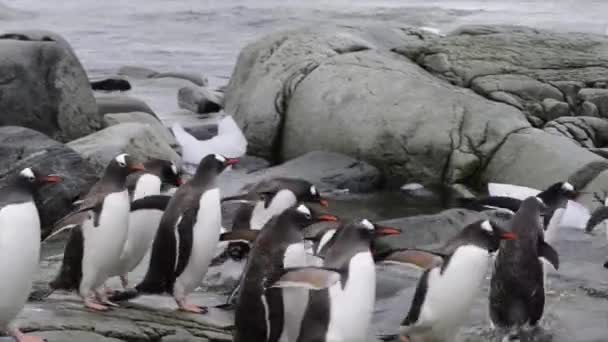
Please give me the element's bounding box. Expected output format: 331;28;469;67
175;178;184;186
319;199;329;207
375;225;401;236
318;214;338;222
39;175;62;184
129;163;146;172
224;158;240;166
500;233;518;240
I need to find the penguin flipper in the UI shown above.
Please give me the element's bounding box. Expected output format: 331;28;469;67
220;229;259;243
538;240;559;270
266;267;341;290
130;195;171;212
379;249;445;270
174;208;195;279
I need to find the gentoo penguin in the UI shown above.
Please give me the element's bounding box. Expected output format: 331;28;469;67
48;153;144;311
460;181;578;232
398;220;518;342
585;192;608;267
489;196;560;331
116;154;238;313
0;167;61;342
108;159;183;289
127;158;182;200
267;219;401;342
233;204;338;342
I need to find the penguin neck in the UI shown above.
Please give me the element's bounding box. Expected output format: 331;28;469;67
101;167;129;191
190;170;218;188
1;178;35;206
323;227;371;270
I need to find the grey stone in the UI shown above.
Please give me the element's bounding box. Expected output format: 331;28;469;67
162;331;209;342
68;123;180;175
219;151;381;197
153;72;208;87
36;331;124;342
544;116;608;148
568;160;608;191
541;98;571;120
580;100;600;117
178;86;223;114
578;88;608;118
0;126;97;237
551;80;584;106
484;128;603;189
0;32;99;142
96;95;157;118
103;112;177;146
117;65;159;78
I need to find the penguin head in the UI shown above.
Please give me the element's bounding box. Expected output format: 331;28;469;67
540;181;579;202
107;153;145;179
285;204;338;230
460;219;517;252
195;154;239;176
140;158;183;187
258;178;329;208
15;167;62;191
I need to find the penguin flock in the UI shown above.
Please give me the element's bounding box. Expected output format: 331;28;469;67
2;150;608;342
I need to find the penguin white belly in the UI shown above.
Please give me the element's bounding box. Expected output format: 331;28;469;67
81;191;130;294
325;252;376;342
175;188;222;294
417;246;489;335
132;174;161;201
0;203;40;327
116;208;164;276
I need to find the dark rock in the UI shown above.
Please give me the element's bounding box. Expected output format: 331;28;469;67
183;122;218;140
152;72;208;87
178;86;223;114
96;95;157;118
578;88;608;118
68;123;180;175
91;78;132;91
0;126;97;237
102;112;176;146
117;65;159;78
0;31;99;142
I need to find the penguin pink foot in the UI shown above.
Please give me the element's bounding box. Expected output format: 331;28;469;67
95;290;120;307
10;328;47;342
176;299;208;314
84;298;110;311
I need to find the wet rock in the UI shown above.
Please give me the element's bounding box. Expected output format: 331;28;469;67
96;95;157;118
0;31;99;142
117;65;159;78
220;151;381;197
542;98;571;120
103;112;177;147
544;116;608;148
153;72;208;87
161;331;209;342
184;122;218;140
484;128;603;189
0;126;97;237
91;77;132;91
178;86;223;114
36;331;124;342
578;88;608;118
68;122;180;175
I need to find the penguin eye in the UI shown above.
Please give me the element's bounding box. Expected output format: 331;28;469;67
27;175;36;182
118;161;127;167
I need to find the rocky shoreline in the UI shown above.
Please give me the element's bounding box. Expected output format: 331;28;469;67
2;22;608;341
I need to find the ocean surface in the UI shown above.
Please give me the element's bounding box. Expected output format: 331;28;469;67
2;0;608;118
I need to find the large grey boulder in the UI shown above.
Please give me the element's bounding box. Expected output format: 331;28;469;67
178;86;223;114
68;123;180;175
225;25;529;184
103;112;177;146
394;25;608;121
544;116;608;148
0;31;99;142
0;126;98;236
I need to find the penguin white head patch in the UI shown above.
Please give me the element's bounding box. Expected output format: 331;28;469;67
360;219;374;230
214;154;226;163
115;153;128;167
481;220;493;233
561;182;574;192
296;204;311;217
535;196;545;206
20;167;35;180
310;185;317;196
170;163;178;175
